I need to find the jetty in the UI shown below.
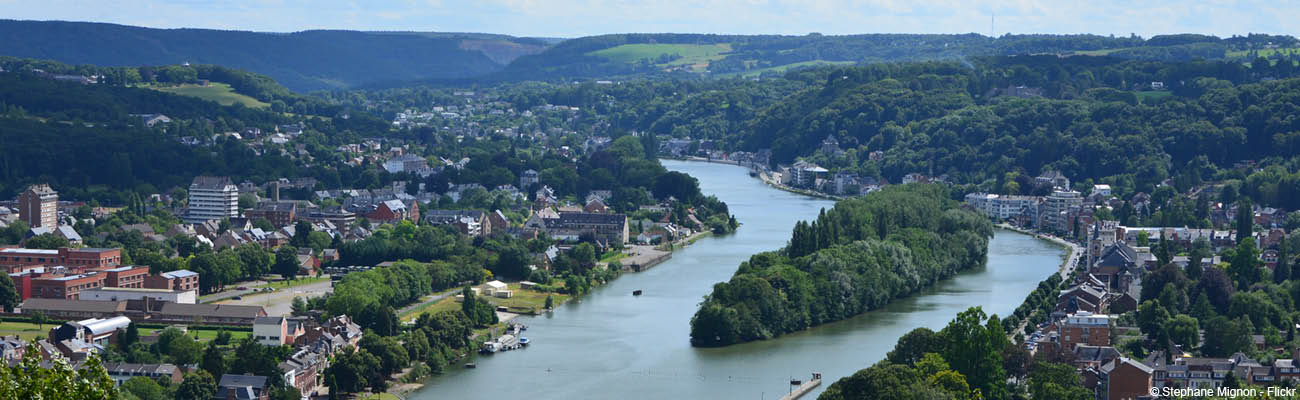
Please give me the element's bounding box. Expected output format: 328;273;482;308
779;373;822;400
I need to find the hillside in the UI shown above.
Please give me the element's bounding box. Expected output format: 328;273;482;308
0;20;547;91
495;32;1299;81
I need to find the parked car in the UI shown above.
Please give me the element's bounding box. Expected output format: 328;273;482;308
232;296;243;300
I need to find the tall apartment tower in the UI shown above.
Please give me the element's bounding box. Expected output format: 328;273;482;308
18;184;58;228
185;176;239;224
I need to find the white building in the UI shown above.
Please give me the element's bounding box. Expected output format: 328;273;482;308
185;176;239;224
1043;189;1084;233
80;287;197;304
483;280;508;296
964;193;1041;221
1093;184;1112;197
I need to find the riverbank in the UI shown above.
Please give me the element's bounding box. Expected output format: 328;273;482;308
756;171;845;201
996;223;1081;280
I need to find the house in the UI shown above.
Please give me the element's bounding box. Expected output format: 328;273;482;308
489;210;511;231
50;316;131;346
216;374;270;400
425;210;490;236
253;316;306;346
55;226;82;246
1100;357;1154;400
365;199;418;224
279;348;325;398
101;362;182;385
541;212;628;244
1036;170;1071;190
144;269;200;293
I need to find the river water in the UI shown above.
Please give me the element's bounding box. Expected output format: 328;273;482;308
410;160;1065;400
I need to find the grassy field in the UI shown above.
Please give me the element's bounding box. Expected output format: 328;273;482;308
143;326;252;343
1227;47;1300;59
0;321;51;340
402;282;570;321
599;251;630;263
146;82;270;108
263;276;328;290
721;60;856;77
1137;91;1173;104
589;43;732;71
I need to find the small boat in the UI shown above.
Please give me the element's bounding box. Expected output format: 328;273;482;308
519;337;530;346
790;379;802;385
632;289;643;296
464;363;477;369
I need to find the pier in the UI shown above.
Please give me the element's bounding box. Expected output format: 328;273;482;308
779;373;821;400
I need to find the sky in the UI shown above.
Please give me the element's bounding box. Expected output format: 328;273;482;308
0;0;1295;39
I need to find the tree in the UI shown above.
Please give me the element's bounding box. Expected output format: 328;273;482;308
274;245;300;280
1137;300;1172;347
1202;315;1253;357
1028;361;1092;400
174;370;217;400
291;220;312;248
1236;197;1253;245
0;344;117;399
120;376;170;400
307;231;331;251
120;322;140;350
31;311;46;330
1168;314;1200;348
201;342;227;378
327;346;380;395
544;294;555;310
1227;238;1262;290
238;193;257;210
25;233;69;249
291;296;308;316
0;274;19;312
939;307;1007;400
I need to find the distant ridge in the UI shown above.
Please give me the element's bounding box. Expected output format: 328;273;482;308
0;19;550;91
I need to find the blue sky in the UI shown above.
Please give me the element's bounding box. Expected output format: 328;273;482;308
0;0;1294;38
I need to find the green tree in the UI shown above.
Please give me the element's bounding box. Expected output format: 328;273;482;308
120;376;170;400
200;342;227;378
0;344;117;399
167;335;203;365
291;220;312;248
119;322;140;350
1168;314;1200;348
0;274;20;312
175;370;217;400
939;307;1007;400
274;245;300;279
544;294;555;310
1227;238;1262;290
1202;315;1254;357
1028;361;1092;400
25;233;69;249
1236;197;1253;245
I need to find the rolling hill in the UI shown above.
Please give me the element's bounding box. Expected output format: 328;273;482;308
0;20;550;91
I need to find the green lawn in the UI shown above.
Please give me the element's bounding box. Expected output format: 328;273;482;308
145;327;251;343
599;251;630;263
486;283;569;314
588;43;732;71
400;296;461;322
263;276;328;290
146;82;270;108
0;321;51;340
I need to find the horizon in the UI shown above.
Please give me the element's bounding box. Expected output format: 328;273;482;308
1;1;1296;39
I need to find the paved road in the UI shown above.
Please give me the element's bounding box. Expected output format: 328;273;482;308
216;279;334;316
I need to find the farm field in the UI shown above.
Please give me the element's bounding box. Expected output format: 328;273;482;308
146;82;270;108
589;43;732;72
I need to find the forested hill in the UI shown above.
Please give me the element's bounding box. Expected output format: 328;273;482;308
689;184;993;347
0;20;548;91
493;32;1297;81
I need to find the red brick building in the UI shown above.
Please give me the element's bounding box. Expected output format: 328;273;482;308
1103;357;1154;400
145;270;200;293
1060;311;1113;350
0;247;122;273
244;202;297;228
104;266;149;288
29;273;105;300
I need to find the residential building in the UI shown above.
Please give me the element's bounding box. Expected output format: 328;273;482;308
144;269;200;293
790;161;827;188
216;374;270;400
18;184;58;228
425;210;490;236
1036;170;1071;190
101;362;182;385
519;169;539;189
541;212;628;244
244;202;297;228
0;247;122;274
29;273;105;299
185;176;239;224
254;316;307;346
1042;189;1083;233
1100;357;1154;400
1059;311;1113;350
103;266;149;288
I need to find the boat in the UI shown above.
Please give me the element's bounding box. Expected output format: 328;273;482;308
464;363;477;369
519;337;530;346
632;289;643;296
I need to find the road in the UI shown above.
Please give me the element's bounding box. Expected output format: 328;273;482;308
216;279;334;316
199;279;270;303
997;223;1085;347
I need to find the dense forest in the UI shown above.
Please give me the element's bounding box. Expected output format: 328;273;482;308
496;32;1297;81
689;184;992;346
0;20;531;91
501;55;1300;212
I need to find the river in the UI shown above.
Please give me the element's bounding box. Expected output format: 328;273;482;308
409;159;1066;400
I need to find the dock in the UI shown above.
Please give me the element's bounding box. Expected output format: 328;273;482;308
779;373;822;400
